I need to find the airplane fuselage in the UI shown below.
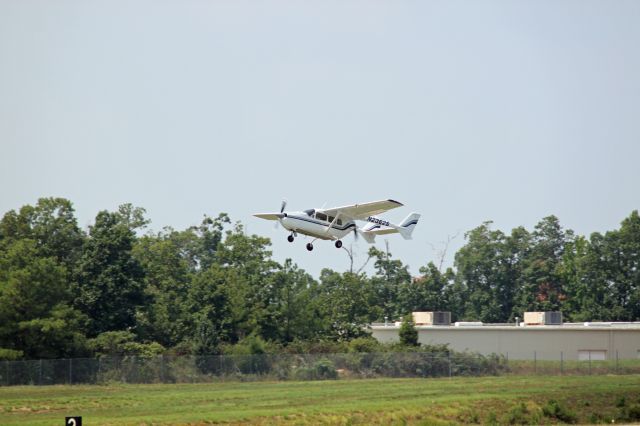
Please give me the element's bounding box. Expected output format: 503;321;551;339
280;212;356;241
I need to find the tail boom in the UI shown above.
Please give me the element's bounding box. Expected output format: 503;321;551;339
359;212;420;242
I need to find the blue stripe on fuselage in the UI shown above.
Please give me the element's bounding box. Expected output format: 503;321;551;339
287;215;356;230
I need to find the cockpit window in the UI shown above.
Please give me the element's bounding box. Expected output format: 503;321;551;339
316;212;328;222
304;209;315;217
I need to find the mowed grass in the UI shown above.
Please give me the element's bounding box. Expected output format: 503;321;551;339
1;375;639;425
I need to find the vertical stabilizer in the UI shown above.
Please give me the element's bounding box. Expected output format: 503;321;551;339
396;212;420;240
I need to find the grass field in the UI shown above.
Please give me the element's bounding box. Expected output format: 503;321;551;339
1;375;639;425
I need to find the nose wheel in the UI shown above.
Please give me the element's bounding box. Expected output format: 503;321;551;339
335;240;343;249
306;243;314;251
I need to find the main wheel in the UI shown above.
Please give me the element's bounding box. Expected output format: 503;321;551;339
287;235;294;243
335;240;343;248
306;243;314;251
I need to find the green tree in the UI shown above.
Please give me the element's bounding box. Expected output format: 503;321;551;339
558;235;592;321
0;197;84;270
454;222;531;322
115;203;151;232
132;229;192;347
256;259;321;343
214;223;280;341
177;214;230;272
611;211;640;320
74;209;147;336
573;211;640;321
515;216;572;315
399;262;454;314
399;314;419;346
368;246;412;321
500;226;531;320
0;239;88;358
316;270;379;340
185;264;236;353
454;222;502;322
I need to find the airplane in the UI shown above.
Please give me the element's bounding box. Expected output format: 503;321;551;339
254;199;420;251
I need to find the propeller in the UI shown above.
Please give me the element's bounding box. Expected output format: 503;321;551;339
275;199;287;229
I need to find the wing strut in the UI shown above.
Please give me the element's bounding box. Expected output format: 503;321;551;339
324;212;341;236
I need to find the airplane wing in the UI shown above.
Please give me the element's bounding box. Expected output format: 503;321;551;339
253;213;282;220
321;199;403;220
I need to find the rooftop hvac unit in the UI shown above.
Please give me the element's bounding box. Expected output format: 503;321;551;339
412;311;451;326
433;311;451;326
523;311;563;325
546;311;563;325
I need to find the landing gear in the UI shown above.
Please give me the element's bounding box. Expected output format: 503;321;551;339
287;235;294;243
335;240;343;249
306;243;314;251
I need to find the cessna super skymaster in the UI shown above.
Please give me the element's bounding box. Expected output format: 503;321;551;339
254;199;420;251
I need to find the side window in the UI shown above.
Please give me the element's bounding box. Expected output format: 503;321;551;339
326;216;342;225
316;213;327;222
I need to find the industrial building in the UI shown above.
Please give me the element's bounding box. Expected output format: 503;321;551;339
369;312;640;361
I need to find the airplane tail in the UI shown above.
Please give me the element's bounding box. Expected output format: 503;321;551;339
358;212;420;242
394;212;420;240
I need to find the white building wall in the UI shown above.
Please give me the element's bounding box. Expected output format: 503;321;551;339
370;325;640;360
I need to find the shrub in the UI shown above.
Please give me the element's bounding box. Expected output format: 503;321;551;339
542;399;577;424
223;335;274;375
283;339;348;354
89;331;164;357
88;331;137;356
617;403;640;422
504;402;530;425
294;358;338;381
0;348;23;361
347;337;381;353
398;314;419;346
166;341;194;356
628;404;640;421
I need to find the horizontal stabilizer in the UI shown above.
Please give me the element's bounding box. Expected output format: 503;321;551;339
360;231;376;244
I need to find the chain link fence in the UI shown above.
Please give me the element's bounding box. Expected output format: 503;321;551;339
1;351;638;386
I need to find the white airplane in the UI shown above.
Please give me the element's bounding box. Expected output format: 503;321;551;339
254;199;420;251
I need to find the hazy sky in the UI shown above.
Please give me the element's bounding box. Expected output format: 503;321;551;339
1;1;639;277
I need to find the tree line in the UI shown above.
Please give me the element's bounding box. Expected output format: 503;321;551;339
0;197;638;360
